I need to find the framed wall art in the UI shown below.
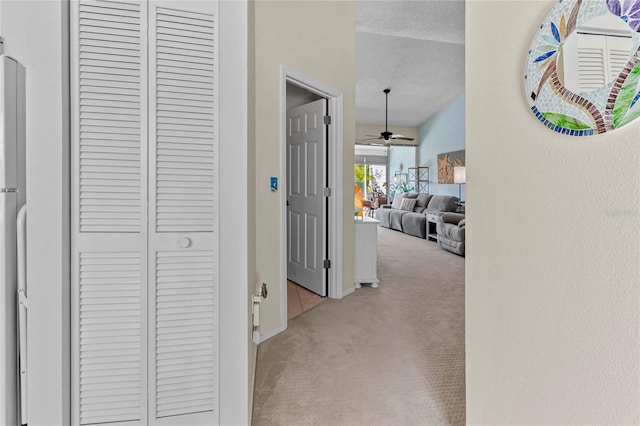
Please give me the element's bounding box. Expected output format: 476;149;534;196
438;150;465;184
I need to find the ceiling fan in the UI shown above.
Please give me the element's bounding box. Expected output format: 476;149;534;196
360;88;415;145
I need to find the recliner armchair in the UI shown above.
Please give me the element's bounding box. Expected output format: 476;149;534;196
436;212;465;256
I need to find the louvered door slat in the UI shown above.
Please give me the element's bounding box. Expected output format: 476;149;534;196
78;0;143;234
157;96;213;108
82;0;140;11
157;59;212;72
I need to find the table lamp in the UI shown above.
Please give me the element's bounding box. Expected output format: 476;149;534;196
454;166;465;202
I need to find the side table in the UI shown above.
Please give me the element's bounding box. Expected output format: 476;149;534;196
426;212;440;241
354;216;379;288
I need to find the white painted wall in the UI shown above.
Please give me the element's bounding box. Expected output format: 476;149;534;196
0;2;71;424
247;1;258;420
466;1;640;424
418;94;465;198
388;146;416;196
253;0;356;335
218;1;252;424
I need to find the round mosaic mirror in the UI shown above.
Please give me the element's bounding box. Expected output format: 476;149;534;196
525;0;640;136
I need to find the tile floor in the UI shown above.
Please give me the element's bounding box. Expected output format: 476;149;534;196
287;280;325;320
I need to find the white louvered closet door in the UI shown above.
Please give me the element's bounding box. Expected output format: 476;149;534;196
147;2;218;424
71;1;149;424
71;1;219;425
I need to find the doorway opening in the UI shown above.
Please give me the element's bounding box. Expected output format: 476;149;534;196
354;144;389;216
265;66;344;341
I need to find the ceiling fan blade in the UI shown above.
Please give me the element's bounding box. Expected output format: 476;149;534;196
390;135;415;141
356;141;386;146
365;134;382;138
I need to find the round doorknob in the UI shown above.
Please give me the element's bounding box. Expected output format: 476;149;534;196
179;237;192;248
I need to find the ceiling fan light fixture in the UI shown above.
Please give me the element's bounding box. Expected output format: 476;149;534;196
378;88;414;144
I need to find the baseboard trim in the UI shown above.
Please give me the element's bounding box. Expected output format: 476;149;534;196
342;286;356;298
258;323;287;344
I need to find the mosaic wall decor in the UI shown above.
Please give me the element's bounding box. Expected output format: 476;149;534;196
438;150;465;184
525;0;640;136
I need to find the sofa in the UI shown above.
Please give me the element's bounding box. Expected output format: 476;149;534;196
375;192;459;239
436;212;465;256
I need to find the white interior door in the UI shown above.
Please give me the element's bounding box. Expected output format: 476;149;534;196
71;1;218;425
286;99;326;296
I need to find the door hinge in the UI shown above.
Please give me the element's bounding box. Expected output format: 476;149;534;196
323;259;331;269
324;115;332;125
323;187;331;197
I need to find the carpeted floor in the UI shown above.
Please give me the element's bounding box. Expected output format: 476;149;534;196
252;226;465;425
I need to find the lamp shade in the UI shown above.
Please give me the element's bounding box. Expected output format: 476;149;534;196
454;166;466;184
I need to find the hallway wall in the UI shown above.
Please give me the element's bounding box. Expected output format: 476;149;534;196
252;0;356;335
466;1;640;423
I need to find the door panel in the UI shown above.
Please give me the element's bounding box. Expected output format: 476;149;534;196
76;0;145;235
148;2;218;424
286;99;326;296
288;211;301;265
153;249;215;419
305;214;318;271
78;250;144;425
72;1;148;423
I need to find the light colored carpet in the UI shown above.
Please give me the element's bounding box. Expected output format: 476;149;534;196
252;226;465;425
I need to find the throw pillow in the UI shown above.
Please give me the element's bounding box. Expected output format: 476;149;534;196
391;193;406;210
416;193;432;208
400;198;417;211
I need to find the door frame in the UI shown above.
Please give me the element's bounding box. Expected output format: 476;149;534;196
279;66;344;329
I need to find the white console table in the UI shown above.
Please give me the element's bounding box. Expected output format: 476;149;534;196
354;216;379;288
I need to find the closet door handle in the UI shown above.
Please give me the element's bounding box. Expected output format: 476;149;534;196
179;237;192;248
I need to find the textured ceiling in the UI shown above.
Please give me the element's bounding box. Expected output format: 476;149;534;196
356;0;465;128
